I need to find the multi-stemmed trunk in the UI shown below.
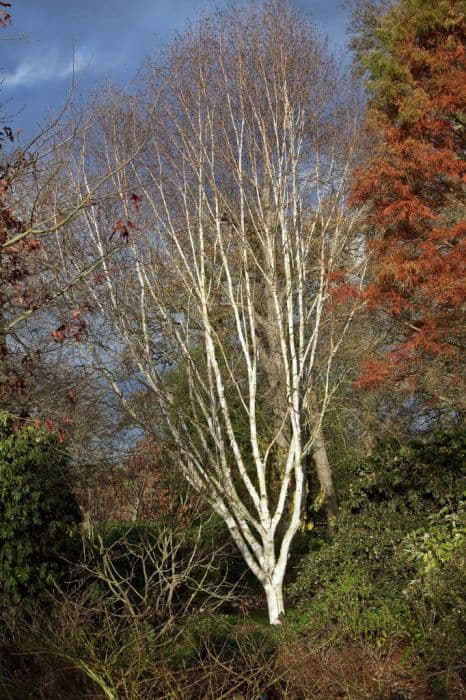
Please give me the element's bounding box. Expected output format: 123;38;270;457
264;577;285;625
61;3;364;625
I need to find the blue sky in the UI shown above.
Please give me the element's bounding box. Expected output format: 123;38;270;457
1;1;350;139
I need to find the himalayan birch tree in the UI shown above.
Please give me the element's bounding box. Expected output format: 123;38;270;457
61;2;366;623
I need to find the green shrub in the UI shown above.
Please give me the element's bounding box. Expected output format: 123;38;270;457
400;504;466;680
289;430;466;648
289;516;410;643
0;413;82;607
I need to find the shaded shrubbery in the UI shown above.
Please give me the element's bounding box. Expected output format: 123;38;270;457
0;429;464;698
0;413;82;607
286;430;466;696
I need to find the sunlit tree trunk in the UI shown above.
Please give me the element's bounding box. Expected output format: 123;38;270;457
58;2;365;624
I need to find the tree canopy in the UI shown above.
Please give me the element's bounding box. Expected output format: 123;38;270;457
351;0;465;402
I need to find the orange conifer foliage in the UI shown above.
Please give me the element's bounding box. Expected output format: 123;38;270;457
351;0;465;392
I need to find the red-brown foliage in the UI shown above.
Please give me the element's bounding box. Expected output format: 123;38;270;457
352;1;466;391
78;440;201;525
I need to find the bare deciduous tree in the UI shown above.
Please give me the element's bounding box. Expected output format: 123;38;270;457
61;1;366;623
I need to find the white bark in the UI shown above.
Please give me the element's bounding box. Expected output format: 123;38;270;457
264;580;285;626
58;3;366;624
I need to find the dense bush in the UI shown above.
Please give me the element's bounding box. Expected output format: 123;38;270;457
288;430;466;693
0;413;82;607
1;429;464;698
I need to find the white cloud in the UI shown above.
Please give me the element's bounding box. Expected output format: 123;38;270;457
2;47;92;88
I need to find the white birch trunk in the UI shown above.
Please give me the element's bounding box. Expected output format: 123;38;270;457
58;3;366;623
264;580;285;626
